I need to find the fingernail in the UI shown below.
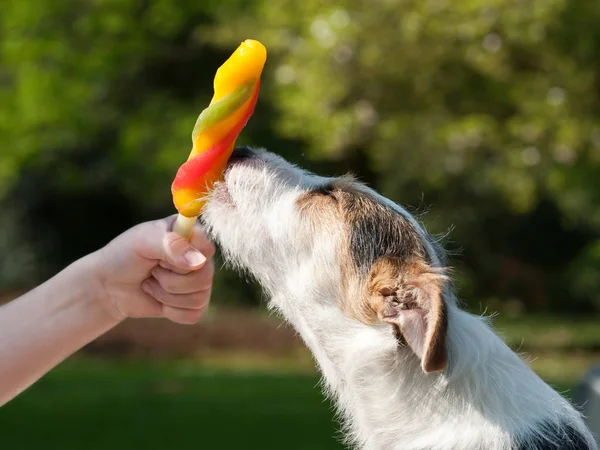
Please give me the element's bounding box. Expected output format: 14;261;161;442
184;250;206;266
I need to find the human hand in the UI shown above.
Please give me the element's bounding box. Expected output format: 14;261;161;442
92;215;215;324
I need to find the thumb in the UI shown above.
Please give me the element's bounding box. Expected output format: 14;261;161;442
161;232;207;271
130;217;208;271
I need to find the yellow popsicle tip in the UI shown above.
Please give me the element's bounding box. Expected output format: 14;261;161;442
241;39;266;52
212;39;267;102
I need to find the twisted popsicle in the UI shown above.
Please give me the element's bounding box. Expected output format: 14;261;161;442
171;39;267;238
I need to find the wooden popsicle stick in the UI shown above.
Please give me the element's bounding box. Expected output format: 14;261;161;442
172;214;197;240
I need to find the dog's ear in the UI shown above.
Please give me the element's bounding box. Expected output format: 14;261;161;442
367;257;448;373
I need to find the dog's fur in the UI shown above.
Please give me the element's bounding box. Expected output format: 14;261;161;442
202;147;597;450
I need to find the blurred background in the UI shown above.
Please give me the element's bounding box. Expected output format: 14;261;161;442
1;0;600;448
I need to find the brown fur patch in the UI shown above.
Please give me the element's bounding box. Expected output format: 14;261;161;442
295;180;360;302
366;257;449;372
295;179;448;371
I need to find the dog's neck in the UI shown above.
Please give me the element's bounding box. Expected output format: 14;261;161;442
274;294;589;450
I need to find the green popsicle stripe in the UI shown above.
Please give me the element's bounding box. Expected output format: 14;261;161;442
191;79;258;141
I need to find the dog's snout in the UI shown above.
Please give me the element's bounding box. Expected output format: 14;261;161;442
229;146;256;163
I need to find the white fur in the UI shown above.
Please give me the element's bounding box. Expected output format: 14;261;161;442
202;149;597;450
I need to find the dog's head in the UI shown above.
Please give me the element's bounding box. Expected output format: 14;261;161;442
203;146;450;373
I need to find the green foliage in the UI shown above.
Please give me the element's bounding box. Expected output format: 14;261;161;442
1;0;600;310
210;0;600;311
212;0;600;220
0;206;36;287
1;0;214;202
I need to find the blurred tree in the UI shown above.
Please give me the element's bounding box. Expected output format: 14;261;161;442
207;0;600;313
1;0;600;313
0;0;271;306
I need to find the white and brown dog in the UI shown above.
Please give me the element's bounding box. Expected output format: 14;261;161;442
202;146;597;450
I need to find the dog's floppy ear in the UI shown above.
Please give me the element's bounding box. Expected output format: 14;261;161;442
367;257;448;373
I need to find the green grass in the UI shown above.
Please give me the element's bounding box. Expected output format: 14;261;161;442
0;358;345;450
1;313;597;449
491;314;600;352
0;354;585;450
487;314;600;391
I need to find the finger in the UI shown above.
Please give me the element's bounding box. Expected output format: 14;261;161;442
162;303;209;325
152;262;214;294
130;290;165;319
132;217;206;273
159;225;214;274
161;232;207;272
142;278;211;310
158;260;191;275
189;225;216;260
163;215;216;260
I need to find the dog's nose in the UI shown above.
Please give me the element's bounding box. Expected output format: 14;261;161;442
229;146;256;163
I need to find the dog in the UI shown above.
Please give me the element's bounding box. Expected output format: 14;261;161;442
202;146;597;450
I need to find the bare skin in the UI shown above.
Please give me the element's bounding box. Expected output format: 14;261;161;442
0;215;215;406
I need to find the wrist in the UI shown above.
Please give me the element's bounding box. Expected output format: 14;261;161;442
79;249;128;324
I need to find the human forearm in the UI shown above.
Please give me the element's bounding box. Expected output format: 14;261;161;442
0;217;214;407
0;252;121;406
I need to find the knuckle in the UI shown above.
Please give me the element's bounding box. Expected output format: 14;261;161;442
159;276;177;294
205;241;216;259
193;228;216;258
158;261;174;271
153;219;168;233
149;285;167;303
206;260;215;277
153;269;175;292
163;281;178;294
199;262;215;287
190;290;210;308
185;265;213;292
164;233;187;258
159;260;190;275
162;233;178;253
151;267;164;282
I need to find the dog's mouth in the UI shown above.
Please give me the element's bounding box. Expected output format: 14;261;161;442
210;179;234;206
208;147;260;208
228;145;256;164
